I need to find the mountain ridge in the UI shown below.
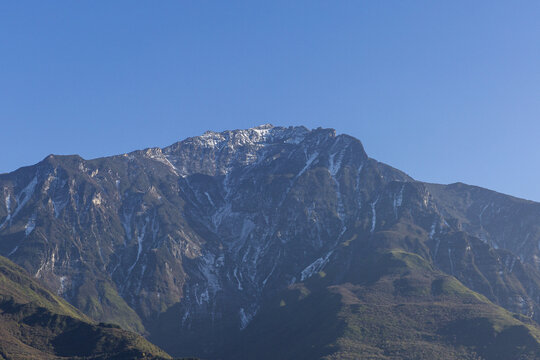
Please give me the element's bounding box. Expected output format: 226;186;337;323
2;124;540;358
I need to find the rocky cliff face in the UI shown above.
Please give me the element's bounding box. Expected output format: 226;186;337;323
1;124;540;357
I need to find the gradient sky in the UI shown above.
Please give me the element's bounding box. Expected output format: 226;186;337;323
1;1;539;200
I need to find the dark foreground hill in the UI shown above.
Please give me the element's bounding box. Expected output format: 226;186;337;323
2;124;540;359
0;255;171;359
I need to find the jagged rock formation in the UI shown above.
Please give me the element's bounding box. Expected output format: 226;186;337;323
2;124;540;358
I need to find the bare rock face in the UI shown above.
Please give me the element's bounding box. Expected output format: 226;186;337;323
2;124;540;357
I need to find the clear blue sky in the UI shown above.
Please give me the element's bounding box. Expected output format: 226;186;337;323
1;1;539;200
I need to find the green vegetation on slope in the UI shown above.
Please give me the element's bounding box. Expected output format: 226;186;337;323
222;250;540;360
0;255;171;360
73;276;146;334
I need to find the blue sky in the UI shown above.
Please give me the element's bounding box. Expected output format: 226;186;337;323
1;1;539;200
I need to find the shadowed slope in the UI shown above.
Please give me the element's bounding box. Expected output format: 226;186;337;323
224;249;540;360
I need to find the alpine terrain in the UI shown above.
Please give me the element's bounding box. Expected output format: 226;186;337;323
2;124;540;359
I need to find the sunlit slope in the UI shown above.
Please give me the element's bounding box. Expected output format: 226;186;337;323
0;255;171;360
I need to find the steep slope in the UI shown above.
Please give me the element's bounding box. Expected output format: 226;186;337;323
0;255;171;359
212;181;540;359
1;124;540;358
225;248;540;359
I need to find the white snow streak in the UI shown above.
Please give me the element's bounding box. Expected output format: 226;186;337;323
199;252;221;296
0;194;11;229
11;176;38;220
328;151;343;177
300;251;333;281
58;276;68;295
204;192;215;207
429;221;436;239
233;267;243;290
128;219;148;274
296;152;318;180
239;308;251;330
25;214;36;236
5;194;10;213
1;177;38;229
393;185;404;219
121;211;133;244
7;245;19;257
52;198;67;218
370;198;379;234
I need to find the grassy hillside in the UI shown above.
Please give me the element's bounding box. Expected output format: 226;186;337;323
0;255;171;360
223;249;540;360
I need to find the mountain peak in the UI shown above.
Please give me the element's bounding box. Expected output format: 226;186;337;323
161;125;342;176
164;125;312;153
192;124;311;148
251;123;274;130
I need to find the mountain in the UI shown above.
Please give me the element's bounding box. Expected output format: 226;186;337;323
1;124;540;358
225;250;540;360
0;254;171;359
